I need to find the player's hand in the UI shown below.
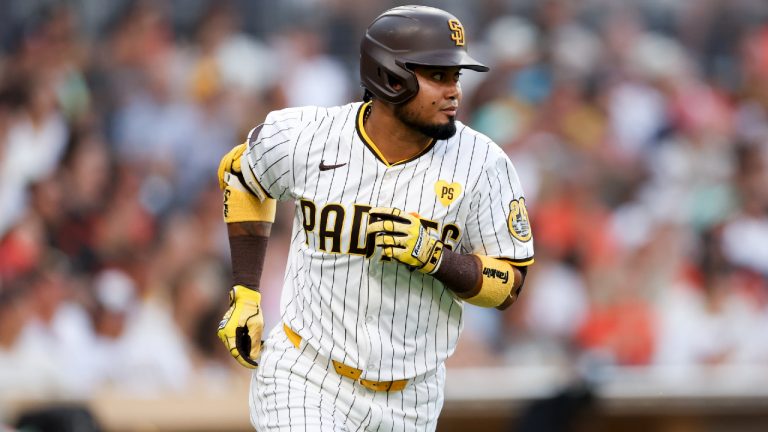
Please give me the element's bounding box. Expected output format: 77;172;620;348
366;207;445;274
217;285;264;369
218;143;246;190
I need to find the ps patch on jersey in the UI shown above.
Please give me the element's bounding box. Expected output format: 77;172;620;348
434;180;461;207
507;198;532;241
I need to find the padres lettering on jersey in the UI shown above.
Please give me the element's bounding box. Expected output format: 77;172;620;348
242;102;533;382
298;199;461;257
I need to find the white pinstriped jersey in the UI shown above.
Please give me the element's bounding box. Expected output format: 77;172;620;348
241;101;534;382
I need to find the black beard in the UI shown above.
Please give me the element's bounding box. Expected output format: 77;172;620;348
394;104;457;140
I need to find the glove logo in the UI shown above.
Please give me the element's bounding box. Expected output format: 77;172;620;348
507;198;532;241
411;225;426;258
482;266;510;284
435;180;462;207
223;188;230;217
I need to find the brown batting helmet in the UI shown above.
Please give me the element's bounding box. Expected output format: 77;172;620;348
360;5;489;105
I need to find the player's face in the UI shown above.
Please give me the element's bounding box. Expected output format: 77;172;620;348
394;66;463;140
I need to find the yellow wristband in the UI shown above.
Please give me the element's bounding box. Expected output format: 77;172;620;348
232;284;261;302
223;186;276;223
464;255;515;308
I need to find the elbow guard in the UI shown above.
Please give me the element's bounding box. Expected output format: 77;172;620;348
460;255;517;309
219;142;275;223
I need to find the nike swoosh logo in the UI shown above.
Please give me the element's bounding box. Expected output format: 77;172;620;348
319;160;347;171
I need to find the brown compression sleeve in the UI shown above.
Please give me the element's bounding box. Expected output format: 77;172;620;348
228;221;272;290
432;249;481;296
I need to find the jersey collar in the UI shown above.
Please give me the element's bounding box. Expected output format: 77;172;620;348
355;101;437;168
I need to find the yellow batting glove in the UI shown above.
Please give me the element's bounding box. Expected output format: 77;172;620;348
366;207;445;274
217;285;264;369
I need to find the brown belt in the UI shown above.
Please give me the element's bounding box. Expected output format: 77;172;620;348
283;324;408;392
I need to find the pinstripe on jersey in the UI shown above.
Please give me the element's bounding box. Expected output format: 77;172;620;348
242;101;534;382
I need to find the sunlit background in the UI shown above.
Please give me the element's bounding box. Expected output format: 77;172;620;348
1;0;768;431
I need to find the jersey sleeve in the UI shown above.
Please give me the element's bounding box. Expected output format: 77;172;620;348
462;149;534;266
240;113;295;201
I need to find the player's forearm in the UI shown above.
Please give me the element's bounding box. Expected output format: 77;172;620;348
433;249;524;310
431;249;479;295
228;221;272;291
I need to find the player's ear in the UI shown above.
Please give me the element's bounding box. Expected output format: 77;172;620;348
388;74;403;91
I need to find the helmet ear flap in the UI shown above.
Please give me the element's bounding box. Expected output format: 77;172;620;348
359;46;419;104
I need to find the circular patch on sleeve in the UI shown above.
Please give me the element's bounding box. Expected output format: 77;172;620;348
507;198;532;241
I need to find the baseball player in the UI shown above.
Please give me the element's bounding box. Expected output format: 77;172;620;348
216;5;534;431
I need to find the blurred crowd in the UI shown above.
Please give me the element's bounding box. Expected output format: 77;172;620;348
1;0;768;410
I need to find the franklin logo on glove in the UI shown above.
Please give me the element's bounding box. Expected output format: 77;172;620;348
482;266;509;284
